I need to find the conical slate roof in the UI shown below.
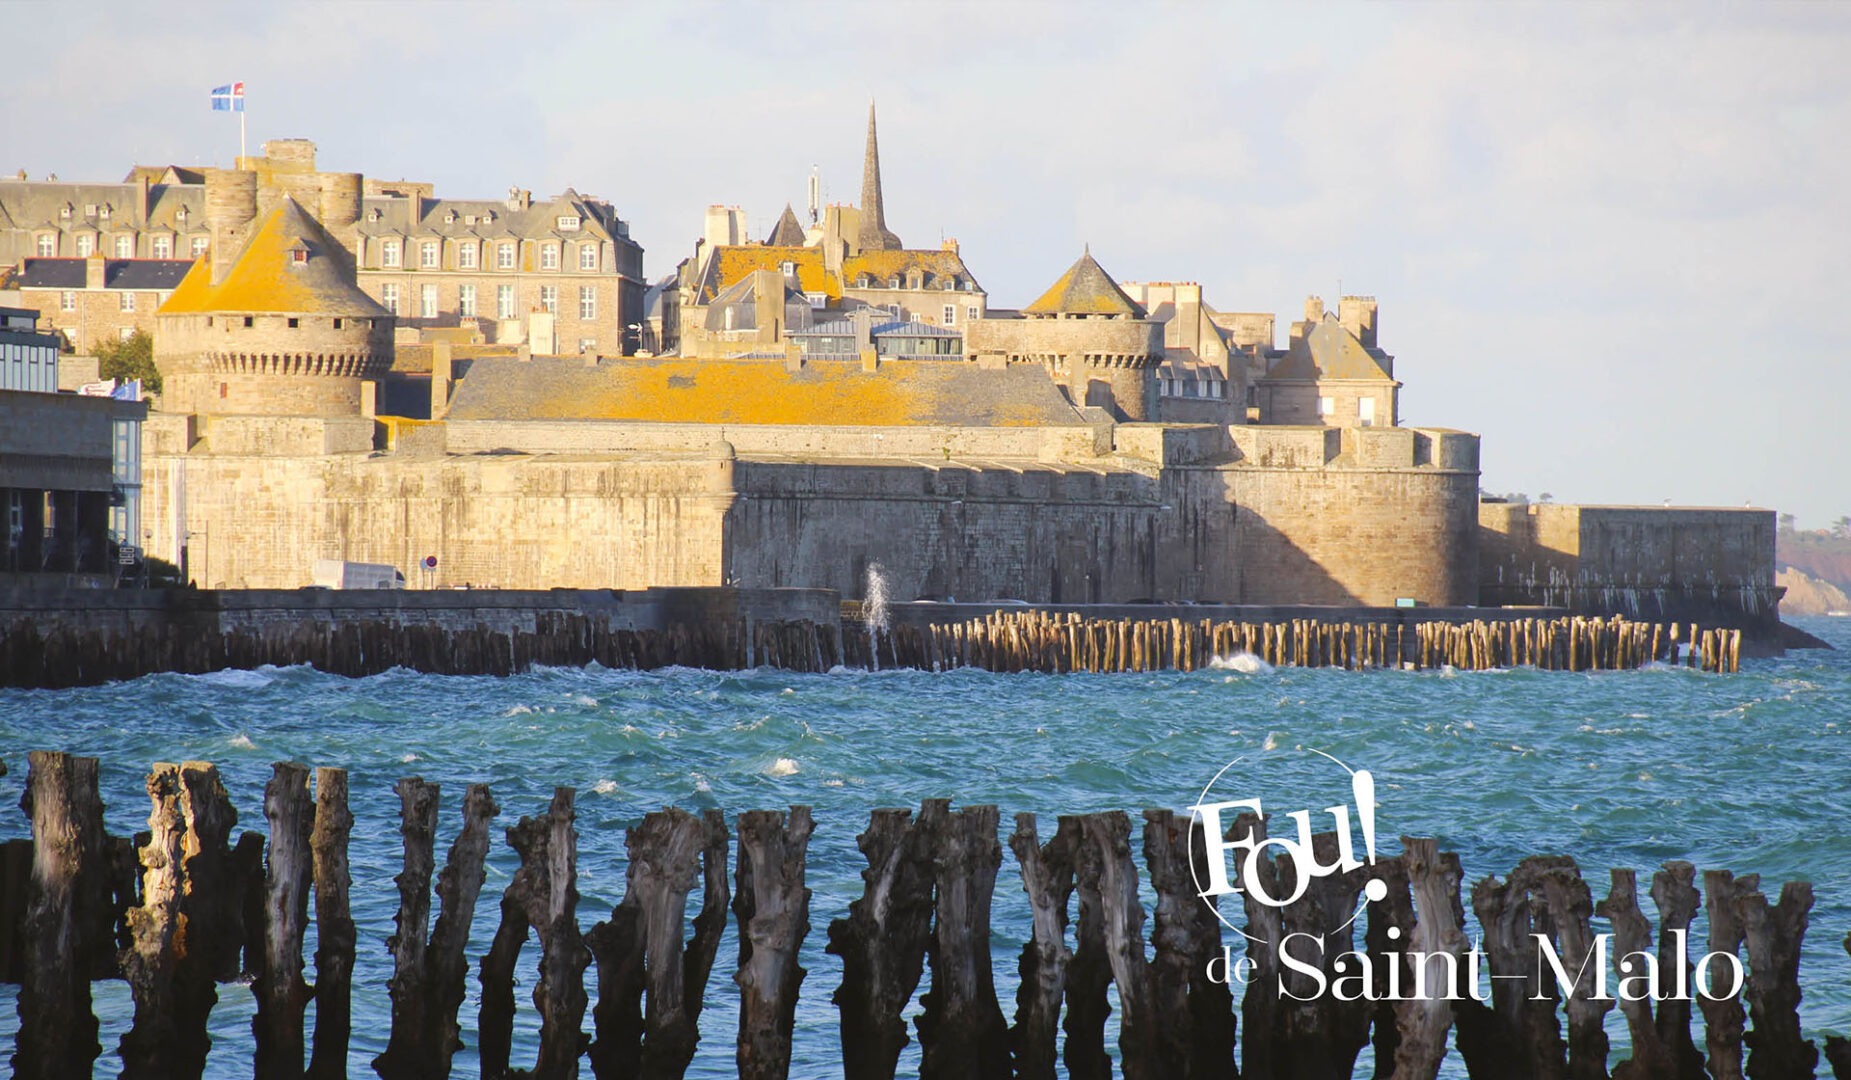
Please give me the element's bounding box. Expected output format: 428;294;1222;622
159;196;389;317
766;203;806;247
1023;250;1145;317
855;103;903;252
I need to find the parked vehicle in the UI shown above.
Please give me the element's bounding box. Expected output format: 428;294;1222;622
310;560;406;590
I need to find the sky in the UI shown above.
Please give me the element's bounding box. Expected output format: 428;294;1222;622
5;1;1848;526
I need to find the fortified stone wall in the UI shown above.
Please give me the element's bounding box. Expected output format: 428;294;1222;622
1479;502;1780;628
140;447;734;589
445;418;1113;462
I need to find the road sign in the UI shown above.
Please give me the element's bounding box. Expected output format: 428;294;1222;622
423;555;438;569
118;545;141;564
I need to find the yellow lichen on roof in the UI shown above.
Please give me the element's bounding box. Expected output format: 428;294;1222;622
1023;251;1142;316
712;247;836;300
447;357;1088;428
842;249;966;283
157;197;389;317
158;256;217;313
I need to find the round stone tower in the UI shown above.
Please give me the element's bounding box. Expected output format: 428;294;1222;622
1017;250;1161;422
156;195;393;416
318;172;363;263
204;169;258;285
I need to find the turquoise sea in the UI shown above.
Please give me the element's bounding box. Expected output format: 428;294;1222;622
2;615;1848;1078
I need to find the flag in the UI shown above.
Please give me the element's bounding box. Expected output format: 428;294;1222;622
111;379;142;401
210;82;245;113
78;379;118;397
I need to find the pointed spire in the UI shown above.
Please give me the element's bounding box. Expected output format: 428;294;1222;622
766;203;806;247
856;101;903;252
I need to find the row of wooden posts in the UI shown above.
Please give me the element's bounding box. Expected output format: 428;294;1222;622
3;750;1829;1080
846;611;1746;674
3;609;1745;690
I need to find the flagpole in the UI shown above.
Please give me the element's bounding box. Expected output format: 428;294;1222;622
239;107;246;164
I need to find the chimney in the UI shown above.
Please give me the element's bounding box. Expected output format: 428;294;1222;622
85;253;106;290
752;269;784;343
1338;295;1378;348
1304;296;1325;322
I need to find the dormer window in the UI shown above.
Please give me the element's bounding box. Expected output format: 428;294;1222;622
289;246;309;265
59;205;72;220
175;206;188;222
84;204;97;217
557;215;580;230
368;208;382;222
444;210;457;225
464;214;477;225
888;276;900;289
780;261;795;276
99;205;111;221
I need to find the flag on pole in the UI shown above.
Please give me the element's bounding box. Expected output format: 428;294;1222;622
210;82;245;112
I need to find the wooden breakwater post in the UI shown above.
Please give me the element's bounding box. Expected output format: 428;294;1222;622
854;610;1745;675
2;754;1842;1079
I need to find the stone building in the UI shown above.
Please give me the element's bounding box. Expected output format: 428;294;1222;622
1120;281;1248;425
4;256;191;348
1255;296;1399;427
154;186;393;417
678;106;986;355
965;250;1162;422
2;140;645;357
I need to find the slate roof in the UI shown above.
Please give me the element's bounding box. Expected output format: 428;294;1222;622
765;204;806;247
1023;251;1145;317
1266;313;1394;381
17;259;85;288
694;245;983;306
159;197;390;317
444;356;1089;427
357;187;635;251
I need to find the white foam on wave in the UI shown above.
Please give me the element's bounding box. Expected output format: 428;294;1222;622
201;668;275;689
228;734;257;750
569;694;598;707
764;757;800;777
504;704;534;716
591;779;619;795
1261;731;1279;752
1208;651;1274;674
399;753;419;763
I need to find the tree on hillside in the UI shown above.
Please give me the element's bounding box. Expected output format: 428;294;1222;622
1835;516;1851;539
93;330;161;393
1780;513;1796;534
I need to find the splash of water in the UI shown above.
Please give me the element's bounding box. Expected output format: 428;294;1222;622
864;562;891;631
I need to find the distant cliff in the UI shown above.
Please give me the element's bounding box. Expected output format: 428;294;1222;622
1778;532;1851;614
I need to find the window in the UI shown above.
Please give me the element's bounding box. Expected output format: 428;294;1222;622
115;235;133;258
779;261;795;276
557;215;581;230
1318;396;1335;417
421;241;439;268
1359;397;1376;427
580;244;598;271
381;283;400;314
60;291;74;312
942;305;956;326
59;205;72;220
76;234;93;257
332;318;342;329
497;284;515;320
243;316;253;328
579;337;596;353
541;243;559;270
191;236;209;257
420;284;438;319
540;285;558;314
120;292;135;312
967;305;979;323
152;235;171;259
382;239;401;267
458;243;478;270
36;235;54;257
287;317;299;329
458;284;477;317
498;243;515;269
579;286;596;320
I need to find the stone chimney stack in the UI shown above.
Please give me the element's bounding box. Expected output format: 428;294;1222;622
855;103;903;252
85;253;106;290
1338;295;1378;348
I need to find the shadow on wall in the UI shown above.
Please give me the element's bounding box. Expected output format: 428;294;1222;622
1231;507;1362;606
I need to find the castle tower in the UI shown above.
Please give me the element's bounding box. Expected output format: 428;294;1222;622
765;203;806;247
855;103;903;253
204;168;259;286
1022;249;1160;421
155;196;393;416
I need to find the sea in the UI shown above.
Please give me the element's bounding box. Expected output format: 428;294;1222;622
2;614;1848;1078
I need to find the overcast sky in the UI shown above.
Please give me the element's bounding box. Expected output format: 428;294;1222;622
6;1;1846;525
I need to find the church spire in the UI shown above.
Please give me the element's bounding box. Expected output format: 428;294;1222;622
855;101;903;252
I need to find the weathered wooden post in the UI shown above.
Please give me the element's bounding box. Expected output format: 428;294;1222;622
307;767;355;1080
1394;838;1468;1080
14;751;111;1079
734;806;814;1080
1702;870;1751;1080
521;789;593;1078
120;762;189;1079
587;806;729;1079
1142;808;1235;1077
917;804;1010;1080
253;760;315;1079
379;777;442;1078
1735;879;1817;1077
1008;813;1077;1080
827;804;938;1080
